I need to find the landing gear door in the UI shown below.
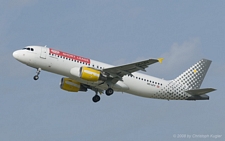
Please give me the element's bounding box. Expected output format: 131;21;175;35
40;47;47;59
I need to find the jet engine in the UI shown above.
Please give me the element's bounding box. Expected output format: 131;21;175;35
70;67;107;82
60;77;87;92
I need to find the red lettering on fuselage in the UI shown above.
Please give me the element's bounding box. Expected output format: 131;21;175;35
49;48;90;64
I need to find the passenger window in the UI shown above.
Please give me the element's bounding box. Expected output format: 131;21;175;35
31;48;34;51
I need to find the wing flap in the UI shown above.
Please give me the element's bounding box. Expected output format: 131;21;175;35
185;88;216;95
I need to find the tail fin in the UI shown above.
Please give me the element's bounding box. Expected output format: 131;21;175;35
173;59;212;90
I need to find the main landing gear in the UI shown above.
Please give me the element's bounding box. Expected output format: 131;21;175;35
92;89;101;103
92;94;101;103
92;88;114;103
33;68;41;80
105;88;114;96
105;82;114;96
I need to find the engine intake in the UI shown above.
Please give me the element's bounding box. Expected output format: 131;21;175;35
70;67;106;81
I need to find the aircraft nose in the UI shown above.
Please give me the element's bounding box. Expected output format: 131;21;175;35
13;50;19;60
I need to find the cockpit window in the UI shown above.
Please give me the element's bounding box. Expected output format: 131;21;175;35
22;47;34;51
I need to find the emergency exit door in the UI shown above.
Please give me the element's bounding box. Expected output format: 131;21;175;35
40;47;47;59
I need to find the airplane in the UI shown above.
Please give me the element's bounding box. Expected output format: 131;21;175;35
12;46;216;103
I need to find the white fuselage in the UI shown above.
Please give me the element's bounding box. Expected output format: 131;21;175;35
13;46;191;100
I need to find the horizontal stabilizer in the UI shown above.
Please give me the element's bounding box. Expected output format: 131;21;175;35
185;88;216;95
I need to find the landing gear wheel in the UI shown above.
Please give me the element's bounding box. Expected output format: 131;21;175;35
106;88;114;96
33;68;41;81
33;75;39;80
92;95;100;103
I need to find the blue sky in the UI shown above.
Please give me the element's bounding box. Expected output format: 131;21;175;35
1;0;225;141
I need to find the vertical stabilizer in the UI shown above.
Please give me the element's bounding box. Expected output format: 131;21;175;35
173;59;212;90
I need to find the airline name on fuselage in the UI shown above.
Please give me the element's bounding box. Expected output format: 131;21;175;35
50;48;90;64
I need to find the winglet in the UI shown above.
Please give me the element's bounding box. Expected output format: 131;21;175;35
158;58;164;64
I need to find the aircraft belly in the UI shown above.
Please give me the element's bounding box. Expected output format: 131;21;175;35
124;81;157;98
122;76;171;99
113;81;129;91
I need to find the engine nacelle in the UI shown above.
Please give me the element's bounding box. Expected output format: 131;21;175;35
70;67;106;82
60;77;87;92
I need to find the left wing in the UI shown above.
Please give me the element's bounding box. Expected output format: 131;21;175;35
103;58;163;83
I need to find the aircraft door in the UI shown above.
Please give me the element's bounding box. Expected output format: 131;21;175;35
40;47;47;59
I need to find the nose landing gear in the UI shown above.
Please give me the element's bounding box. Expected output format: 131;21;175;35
33;68;41;80
33;75;39;80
